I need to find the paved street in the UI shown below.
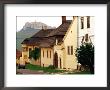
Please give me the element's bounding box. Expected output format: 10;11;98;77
16;69;81;75
17;69;45;74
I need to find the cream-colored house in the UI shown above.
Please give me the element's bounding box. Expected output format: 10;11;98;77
21;16;94;70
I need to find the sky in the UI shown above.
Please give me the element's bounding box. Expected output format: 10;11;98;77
16;16;73;31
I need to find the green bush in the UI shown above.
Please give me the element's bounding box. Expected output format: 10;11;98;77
75;43;94;74
29;48;41;60
47;65;55;69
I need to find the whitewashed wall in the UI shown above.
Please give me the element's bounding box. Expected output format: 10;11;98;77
77;16;95;47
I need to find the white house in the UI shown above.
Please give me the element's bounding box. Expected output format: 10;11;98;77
77;16;95;47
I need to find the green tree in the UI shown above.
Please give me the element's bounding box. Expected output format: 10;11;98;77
29;48;41;60
75;43;94;74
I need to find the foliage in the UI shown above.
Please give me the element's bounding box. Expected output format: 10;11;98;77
47;65;56;69
29;48;41;60
75;43;94;74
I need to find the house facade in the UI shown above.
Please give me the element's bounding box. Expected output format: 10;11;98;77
77;16;94;47
16;49;22;65
20;16;94;70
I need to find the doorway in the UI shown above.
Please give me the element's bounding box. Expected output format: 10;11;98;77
53;52;58;68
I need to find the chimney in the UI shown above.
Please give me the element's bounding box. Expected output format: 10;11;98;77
42;25;44;30
42;25;47;30
62;16;66;24
73;16;75;20
73;16;77;20
44;26;47;30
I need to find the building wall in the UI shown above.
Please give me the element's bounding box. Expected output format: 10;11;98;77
62;17;78;70
19;57;25;65
30;59;40;65
78;16;95;47
21;44;29;63
41;48;54;67
21;44;40;65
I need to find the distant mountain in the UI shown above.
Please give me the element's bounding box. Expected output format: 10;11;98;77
16;21;56;51
22;21;56;30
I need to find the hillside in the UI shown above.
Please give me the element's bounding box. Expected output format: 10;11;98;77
16;27;40;51
16;21;55;51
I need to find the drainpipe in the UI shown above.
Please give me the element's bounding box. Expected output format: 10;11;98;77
73;16;79;48
76;16;79;65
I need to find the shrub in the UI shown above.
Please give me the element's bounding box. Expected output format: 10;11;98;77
75;43;94;74
29;48;41;60
47;65;55;69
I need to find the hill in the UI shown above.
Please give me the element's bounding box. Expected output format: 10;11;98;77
16;21;55;51
16;27;40;51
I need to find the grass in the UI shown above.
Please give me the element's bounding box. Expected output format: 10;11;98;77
25;64;93;74
25;64;65;73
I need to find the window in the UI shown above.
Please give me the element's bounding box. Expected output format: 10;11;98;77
81;17;84;29
50;51;51;58
71;46;73;55
43;50;44;57
47;50;48;58
34;47;37;50
81;36;84;43
85;34;89;42
22;47;28;52
29;48;32;58
67;46;73;55
24;55;27;59
29;48;32;52
87;16;90;28
67;46;70;55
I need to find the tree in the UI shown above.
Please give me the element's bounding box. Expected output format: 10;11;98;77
75;43;94;74
29;48;41;60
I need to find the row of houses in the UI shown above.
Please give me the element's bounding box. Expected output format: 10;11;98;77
18;16;94;70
